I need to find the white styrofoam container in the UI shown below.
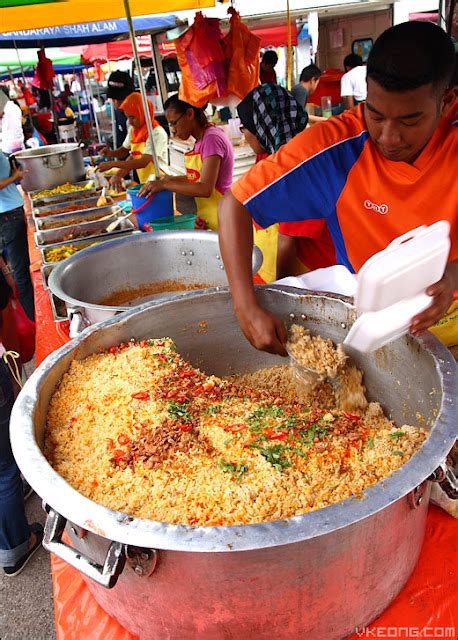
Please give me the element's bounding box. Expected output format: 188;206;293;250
344;221;451;353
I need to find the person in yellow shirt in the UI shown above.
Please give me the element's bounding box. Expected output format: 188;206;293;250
98;93;168;187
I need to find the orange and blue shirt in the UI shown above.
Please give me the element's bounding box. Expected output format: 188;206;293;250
232;102;458;275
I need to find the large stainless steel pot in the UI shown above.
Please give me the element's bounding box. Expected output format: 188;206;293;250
10;288;457;639
48;230;263;336
14;143;85;192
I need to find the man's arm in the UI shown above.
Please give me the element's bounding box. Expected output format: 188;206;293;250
0;166;24;190
218;191;287;355
411;260;458;334
276;234;300;279
343;96;355;110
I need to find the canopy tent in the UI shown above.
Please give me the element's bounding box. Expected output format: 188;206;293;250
254;22;298;47
0;14;181;48
0;63;86;80
80;35;153;64
0;47;82;75
0;1;214;40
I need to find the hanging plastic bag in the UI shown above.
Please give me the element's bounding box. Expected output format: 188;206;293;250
176;12;227;107
176;10;261;108
1;288;35;364
223;9;261;101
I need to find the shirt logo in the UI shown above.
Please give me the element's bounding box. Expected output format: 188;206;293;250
364;199;389;215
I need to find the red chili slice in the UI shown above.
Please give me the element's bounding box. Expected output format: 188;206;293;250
179;423;193;432
131;391;150;400
156;341;166;347
109;346;117;354
156;354;167;362
113;449;126;462
263;429;288;440
179;370;196;378
342;412;361;421
192;386;204;396
118;434;130;445
224;424;247;433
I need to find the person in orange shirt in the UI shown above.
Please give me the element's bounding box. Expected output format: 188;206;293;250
218;21;457;355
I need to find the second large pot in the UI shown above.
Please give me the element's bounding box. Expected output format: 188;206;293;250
48;230;263;335
14;143;85;193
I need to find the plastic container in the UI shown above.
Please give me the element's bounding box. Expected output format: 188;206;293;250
321;96;332;119
344;221;451;353
127;185;174;231
148;214;196;231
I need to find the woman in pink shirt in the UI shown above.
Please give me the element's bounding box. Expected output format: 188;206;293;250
139;94;234;230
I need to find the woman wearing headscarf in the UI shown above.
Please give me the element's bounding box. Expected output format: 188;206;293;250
98;92;168;188
237;83;335;283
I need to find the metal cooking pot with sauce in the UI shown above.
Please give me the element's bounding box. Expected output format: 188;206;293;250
48;230;263;337
10;288;457;639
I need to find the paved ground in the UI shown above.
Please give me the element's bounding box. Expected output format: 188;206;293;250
0;358;55;640
0;493;55;640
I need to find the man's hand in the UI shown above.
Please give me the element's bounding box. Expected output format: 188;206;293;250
12;166;25;182
236;303;288;356
411;265;457;334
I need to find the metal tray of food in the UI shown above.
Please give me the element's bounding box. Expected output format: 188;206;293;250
34;215;136;247
30;180;98;207
35;204;123;231
40;230;139;288
33;195;101;219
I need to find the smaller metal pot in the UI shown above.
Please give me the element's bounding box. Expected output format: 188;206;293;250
14;143;85;193
48;231;263;336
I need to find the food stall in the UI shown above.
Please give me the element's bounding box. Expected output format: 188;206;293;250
1;2;458;639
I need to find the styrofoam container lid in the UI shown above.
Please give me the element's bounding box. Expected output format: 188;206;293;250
345;221;451;353
355;221;451;313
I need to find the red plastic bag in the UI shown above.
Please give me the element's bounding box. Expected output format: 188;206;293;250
176;12;227;107
176;10;260;108
1;291;35;363
223;9;261;101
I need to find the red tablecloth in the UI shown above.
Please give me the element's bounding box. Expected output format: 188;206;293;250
28;209;458;640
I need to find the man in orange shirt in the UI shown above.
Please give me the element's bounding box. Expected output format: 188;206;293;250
218;21;457;355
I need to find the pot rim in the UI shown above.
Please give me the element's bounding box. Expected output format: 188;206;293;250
47;230;262;313
11;287;457;552
14;143;81;160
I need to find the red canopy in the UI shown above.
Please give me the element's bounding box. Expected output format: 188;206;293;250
254;22;297;47
81;36;152;63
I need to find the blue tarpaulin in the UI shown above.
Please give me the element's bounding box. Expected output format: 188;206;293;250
0;14;178;48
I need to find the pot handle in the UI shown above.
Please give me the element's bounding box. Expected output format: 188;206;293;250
68;309;87;338
43;154;66;169
43;508;126;589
